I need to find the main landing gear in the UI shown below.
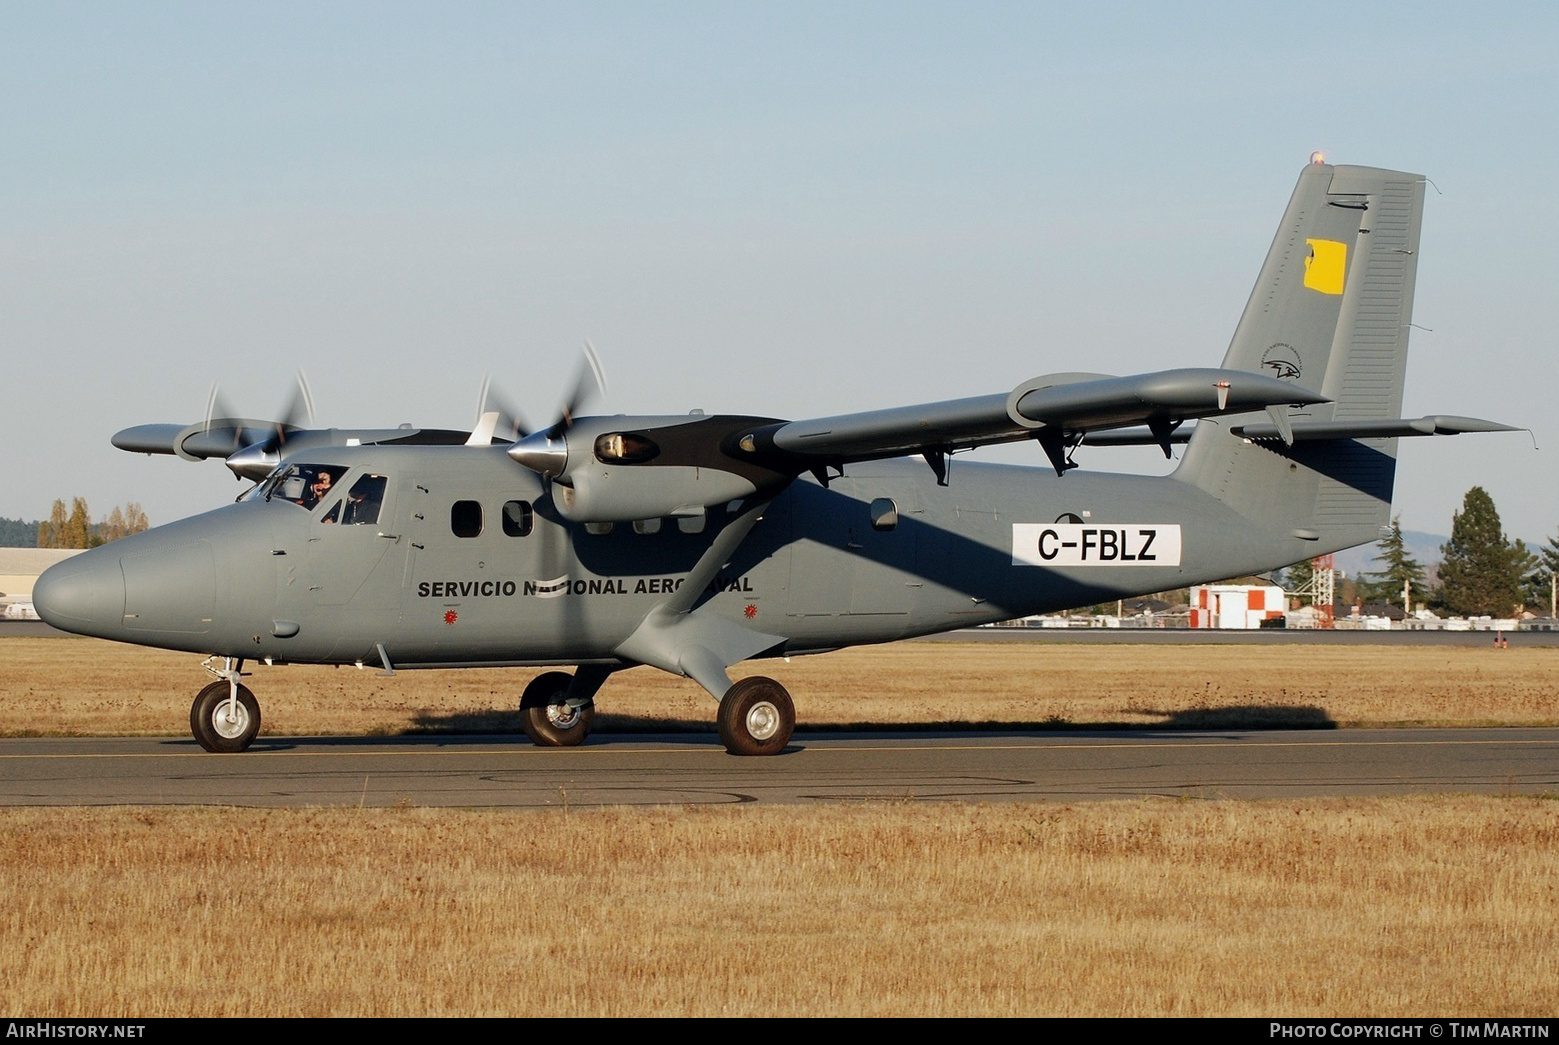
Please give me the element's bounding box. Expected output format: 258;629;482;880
190;657;261;753
717;676;795;756
520;671;596;747
517;668;796;755
519;664;614;748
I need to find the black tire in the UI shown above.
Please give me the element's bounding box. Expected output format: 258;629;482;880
520;671;595;747
190;681;261;753
717;676;794;756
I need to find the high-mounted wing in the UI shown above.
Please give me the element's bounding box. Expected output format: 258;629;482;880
500;362;1518;524
737;367;1329;477
113;420;472;480
112;372;478;480
497;366;1330;523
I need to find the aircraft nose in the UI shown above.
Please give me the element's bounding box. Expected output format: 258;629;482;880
33;554;125;632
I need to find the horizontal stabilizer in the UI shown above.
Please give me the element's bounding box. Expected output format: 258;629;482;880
1230;415;1520;441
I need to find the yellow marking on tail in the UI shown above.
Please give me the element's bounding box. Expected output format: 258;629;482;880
1304;238;1347;295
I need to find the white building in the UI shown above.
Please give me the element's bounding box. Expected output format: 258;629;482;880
1189;584;1286;629
0;548;82;617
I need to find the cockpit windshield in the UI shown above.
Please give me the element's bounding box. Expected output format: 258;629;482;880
256;464;349;511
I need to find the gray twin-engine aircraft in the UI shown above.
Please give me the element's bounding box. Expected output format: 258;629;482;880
35;160;1516;755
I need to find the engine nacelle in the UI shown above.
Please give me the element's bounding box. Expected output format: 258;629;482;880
507;414;795;524
553;465;761;523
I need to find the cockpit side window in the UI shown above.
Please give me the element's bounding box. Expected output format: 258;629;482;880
340;474;388;525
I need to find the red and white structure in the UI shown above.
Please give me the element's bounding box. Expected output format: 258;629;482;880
1189;584;1287;629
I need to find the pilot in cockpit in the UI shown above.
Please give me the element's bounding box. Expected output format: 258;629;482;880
303;469;335;510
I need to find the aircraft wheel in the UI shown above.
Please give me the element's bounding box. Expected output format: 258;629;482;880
190;681;261;753
520;671;595;747
717;676;794;756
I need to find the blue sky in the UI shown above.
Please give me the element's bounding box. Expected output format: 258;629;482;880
2;2;1554;545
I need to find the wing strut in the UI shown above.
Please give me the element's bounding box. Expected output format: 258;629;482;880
923;449;949;486
1146;416;1182;459
1036;429;1080;476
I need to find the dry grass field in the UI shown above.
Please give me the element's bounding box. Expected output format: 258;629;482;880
1;797;1554;1016
4;635;1556;1016
2;634;1557;737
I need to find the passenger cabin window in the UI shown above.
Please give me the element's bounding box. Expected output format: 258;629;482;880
585;521;614;535
502;500;533;537
594;432;659;464
451;500;483;538
677;509;706;535
633;518;662;535
869;497;898;532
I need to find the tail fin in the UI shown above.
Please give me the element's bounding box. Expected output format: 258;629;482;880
1177;161;1426;554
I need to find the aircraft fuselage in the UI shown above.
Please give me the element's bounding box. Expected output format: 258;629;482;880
36;442;1322;670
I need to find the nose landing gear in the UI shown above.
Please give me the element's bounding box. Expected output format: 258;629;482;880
191;657;261;752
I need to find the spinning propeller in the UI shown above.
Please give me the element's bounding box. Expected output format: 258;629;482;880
500;343;608;477
211;372;319;480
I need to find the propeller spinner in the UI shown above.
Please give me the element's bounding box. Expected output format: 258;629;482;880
218;372;317;480
506;343;607;478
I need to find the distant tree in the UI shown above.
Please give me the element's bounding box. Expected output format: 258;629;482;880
1514;538;1545;613
1283;557;1312;593
1337;574;1359;609
1434;487;1525;617
93;503;149;544
37;500;68;548
1358;516;1427;612
34;500;148;549
100;505;128;543
0;515;43;547
67;498;93;549
1535;531;1559;617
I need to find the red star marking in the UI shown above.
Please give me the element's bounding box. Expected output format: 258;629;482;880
443;610;458;625
744;604;758;619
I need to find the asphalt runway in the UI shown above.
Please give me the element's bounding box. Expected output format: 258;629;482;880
8;620;1558;645
927;627;1559;646
2;728;1555;808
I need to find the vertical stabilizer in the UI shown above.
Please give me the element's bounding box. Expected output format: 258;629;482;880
1177;161;1426;554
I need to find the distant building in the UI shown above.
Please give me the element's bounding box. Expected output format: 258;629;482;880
0;548;81;616
1189;584;1286;629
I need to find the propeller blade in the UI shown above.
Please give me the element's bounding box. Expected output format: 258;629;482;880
274;370;316;446
476;375;531;442
202;384;244;454
547;341;608;439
